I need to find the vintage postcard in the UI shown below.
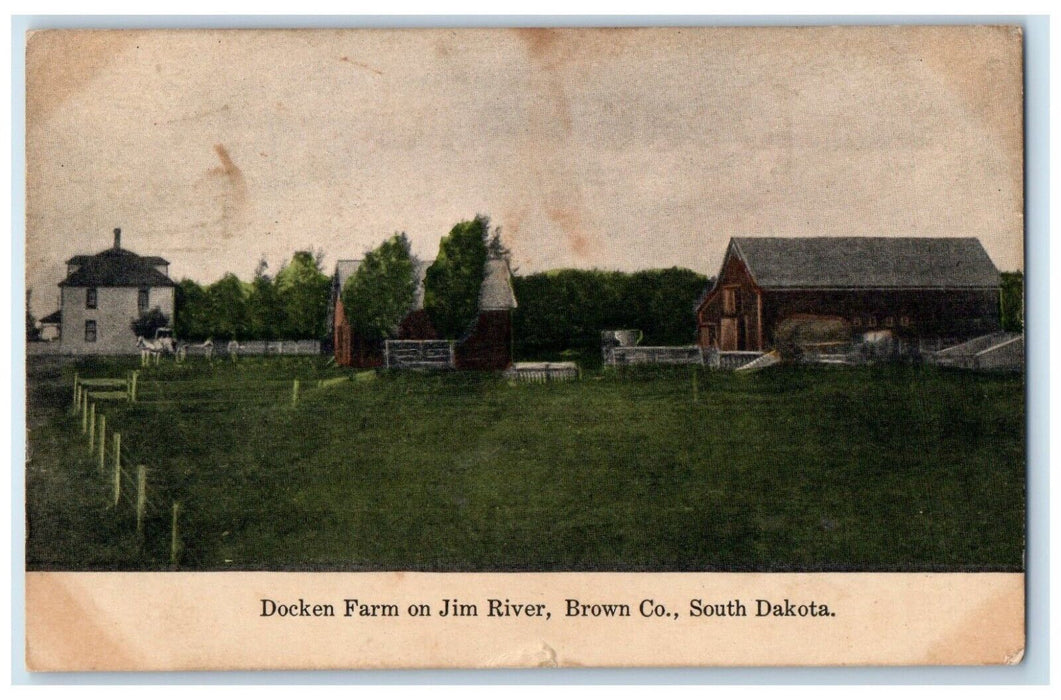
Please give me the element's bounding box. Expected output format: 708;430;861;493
23;26;1025;670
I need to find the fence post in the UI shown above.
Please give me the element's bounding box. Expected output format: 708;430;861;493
130;370;138;403
136;465;147;537
113;433;121;487
88;404;96;453
292;379;300;406
170;502;181;566
98;415;106;473
81;392;88;433
112;439;121;508
72;373;80;412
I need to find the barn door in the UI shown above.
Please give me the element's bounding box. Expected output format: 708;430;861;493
699;324;719;348
720;318;738;351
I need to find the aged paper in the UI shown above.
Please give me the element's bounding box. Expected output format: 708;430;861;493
24;26;1025;670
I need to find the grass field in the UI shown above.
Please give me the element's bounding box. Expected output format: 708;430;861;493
25;356;1025;572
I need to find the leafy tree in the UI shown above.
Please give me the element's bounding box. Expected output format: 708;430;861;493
424;215;491;339
247;257;285;340
1000;271;1024;332
342;233;417;341
206;274;252;340
130;307;170;338
512;267;712;357
175;279;211;340
276;250;330;339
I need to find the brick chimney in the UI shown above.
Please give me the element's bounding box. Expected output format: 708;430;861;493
113;227;121;250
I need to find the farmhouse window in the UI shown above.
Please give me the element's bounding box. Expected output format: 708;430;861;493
138;288;150;313
84;320;97;343
86;288;97;309
722;287;739;315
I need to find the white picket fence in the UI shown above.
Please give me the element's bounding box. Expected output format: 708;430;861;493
224;340;321;356
605;346;705;366
504;362;580;383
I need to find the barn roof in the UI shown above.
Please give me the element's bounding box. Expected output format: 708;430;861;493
730;237;1000;289
332;259;362;292
411;259;432;310
60;247;175;287
330;258;434;311
479;257;518;310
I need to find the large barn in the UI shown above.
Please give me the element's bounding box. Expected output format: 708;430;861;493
696;237;1002;352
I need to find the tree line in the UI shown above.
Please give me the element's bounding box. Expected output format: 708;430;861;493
173;250;330;341
512;268;713;356
156;218;1025;347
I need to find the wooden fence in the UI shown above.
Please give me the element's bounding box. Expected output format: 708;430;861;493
710;350;767;371
384;340;455;369
605;346;705;366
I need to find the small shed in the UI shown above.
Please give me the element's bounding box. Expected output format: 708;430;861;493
455;256;518;370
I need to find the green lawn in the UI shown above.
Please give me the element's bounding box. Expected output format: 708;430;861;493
25;356;1025;572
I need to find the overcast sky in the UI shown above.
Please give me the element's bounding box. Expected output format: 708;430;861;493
25;26;1023;316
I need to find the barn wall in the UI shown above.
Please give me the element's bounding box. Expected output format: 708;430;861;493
334;298;436;367
455;311;512;370
759;288;1001;346
333;298;352;366
397;310;438;340
696;255;762;351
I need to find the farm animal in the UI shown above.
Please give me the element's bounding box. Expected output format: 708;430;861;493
859;329;898;361
136;335;176;366
177;338;214;362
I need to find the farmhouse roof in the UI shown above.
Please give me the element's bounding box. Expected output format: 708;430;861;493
60;246;175;288
67;253;168;266
730;237;1000;289
479;257;518;310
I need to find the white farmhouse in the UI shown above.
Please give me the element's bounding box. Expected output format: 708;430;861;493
57;228;176;355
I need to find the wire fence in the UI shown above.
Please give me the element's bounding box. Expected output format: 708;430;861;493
67;359;613;567
67;361;377;567
71;372;185;566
